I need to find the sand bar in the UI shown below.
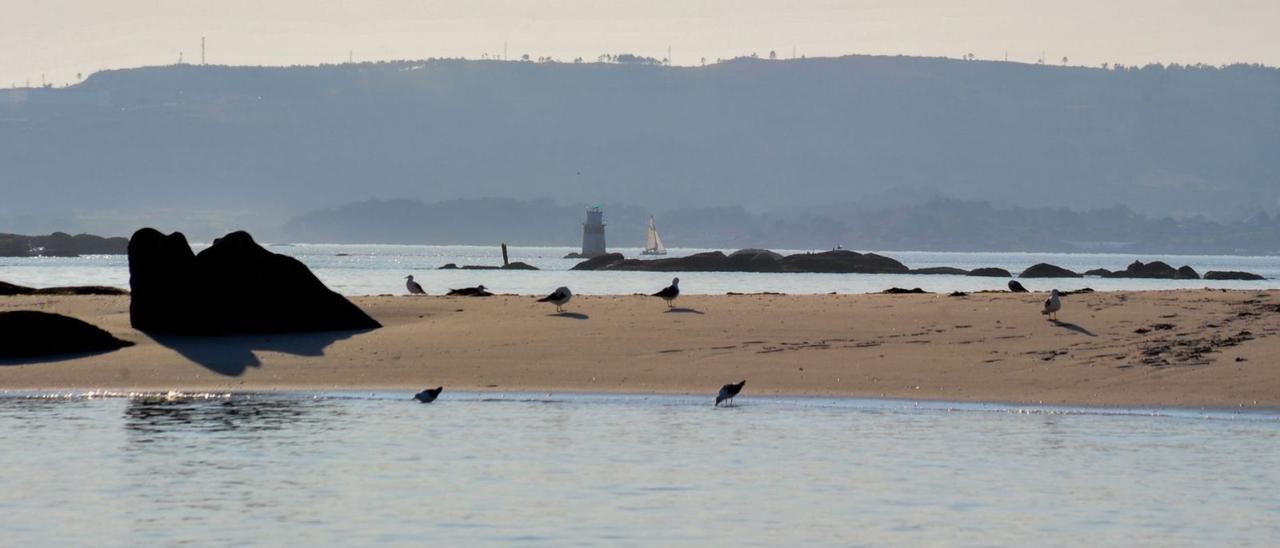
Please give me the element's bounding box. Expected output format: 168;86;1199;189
1;290;1278;408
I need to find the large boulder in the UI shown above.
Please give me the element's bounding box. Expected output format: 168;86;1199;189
776;250;910;274
967;267;1012;277
0;311;133;359
1175;265;1201;279
1019;263;1082;278
1104;260;1178;279
1204;270;1266;281
128;228;381;334
570;252;627;271
604;251;734;272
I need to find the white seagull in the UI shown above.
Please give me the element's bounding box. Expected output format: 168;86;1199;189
1041;289;1062;321
653;277;680;308
405;275;425;295
537;286;573;313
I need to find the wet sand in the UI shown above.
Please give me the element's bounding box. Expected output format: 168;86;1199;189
1;290;1277;407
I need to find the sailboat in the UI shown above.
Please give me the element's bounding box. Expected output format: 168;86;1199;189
642;216;667;256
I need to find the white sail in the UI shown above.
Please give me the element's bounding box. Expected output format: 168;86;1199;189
644;216;667;255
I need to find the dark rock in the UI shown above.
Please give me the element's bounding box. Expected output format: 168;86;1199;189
0;281;36;295
33;286;130;296
1060;288;1095;296
728;248;784;261
438;263;459;269
1084;268;1112;277
1019;263;1082;278
570;253;626;271
501;261;538;270
1;280;128;295
0;232;129;257
967;267;1012;277
949;291;969;297
727;249;783;272
1008;280;1029;292
882;287;928;294
1204;270;1266;281
910;267;969;275
1103;260;1178;279
776;250;909;274
571;249;910;274
1175;265;1200;279
128;228;380;334
0;311;133;359
589;251;735;272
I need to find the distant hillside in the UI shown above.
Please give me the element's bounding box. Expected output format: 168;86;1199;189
3;56;1278;245
284;197;1280;255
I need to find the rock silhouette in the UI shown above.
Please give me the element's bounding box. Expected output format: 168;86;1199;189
128;228;380;334
1019;263;1082;278
0;311;133;359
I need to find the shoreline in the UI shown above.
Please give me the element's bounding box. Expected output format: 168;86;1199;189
2;290;1278;408
4;387;1279;415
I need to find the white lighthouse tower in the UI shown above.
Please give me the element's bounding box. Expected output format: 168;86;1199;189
581;206;607;257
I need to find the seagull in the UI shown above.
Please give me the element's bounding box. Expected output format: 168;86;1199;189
653;277;680;307
715;380;746;407
414;387;443;403
1041;289;1062;321
537;286;573;313
1008;280;1028;293
448;285;492;297
405;275;425;295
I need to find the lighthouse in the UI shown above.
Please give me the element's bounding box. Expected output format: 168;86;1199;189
581;206;607;257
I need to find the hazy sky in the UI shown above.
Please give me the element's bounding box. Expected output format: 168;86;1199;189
3;0;1278;87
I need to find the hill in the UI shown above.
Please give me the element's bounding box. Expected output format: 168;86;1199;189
3;56;1278;245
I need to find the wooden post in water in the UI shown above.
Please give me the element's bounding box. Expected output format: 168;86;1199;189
501;243;509;266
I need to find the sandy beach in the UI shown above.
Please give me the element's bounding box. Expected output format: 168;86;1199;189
2;290;1277;407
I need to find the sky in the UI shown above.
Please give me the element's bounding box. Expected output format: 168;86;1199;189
2;0;1278;87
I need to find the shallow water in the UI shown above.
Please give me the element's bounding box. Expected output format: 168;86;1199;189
1;245;1277;296
1;392;1277;546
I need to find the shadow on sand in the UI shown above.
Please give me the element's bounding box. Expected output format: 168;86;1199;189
547;312;589;320
1052;320;1097;337
149;329;372;377
0;345;135;367
665;307;705;315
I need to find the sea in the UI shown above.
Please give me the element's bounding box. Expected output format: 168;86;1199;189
1;245;1278;296
0;392;1277;546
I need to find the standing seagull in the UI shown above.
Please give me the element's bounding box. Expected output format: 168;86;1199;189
414;387;443;403
1041;289;1062;321
405;275;425;295
715;380;746;407
653;277;680;308
537;286;573;313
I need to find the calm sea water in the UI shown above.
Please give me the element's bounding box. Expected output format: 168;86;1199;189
0;392;1276;546
1;245;1278;296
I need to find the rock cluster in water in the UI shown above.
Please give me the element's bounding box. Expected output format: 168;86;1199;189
572;250;914;274
1083;261;1200;279
569;250;1265;280
128;228;381;334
